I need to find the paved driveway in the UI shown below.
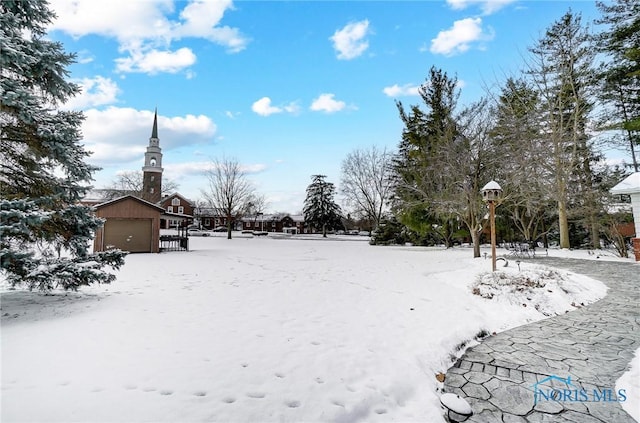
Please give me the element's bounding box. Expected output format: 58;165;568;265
444;257;640;422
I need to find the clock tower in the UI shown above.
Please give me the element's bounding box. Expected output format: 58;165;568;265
142;109;163;203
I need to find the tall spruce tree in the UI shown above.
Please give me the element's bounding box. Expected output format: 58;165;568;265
303;175;342;237
595;0;640;172
526;11;598;249
391;66;460;247
1;0;126;291
490;78;555;245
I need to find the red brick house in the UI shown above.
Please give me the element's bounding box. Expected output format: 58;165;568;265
242;214;308;234
159;193;195;229
194;206;236;230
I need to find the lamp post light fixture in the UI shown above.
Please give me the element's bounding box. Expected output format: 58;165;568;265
482;180;503;272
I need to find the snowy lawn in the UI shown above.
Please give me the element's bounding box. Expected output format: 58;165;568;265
1;235;612;422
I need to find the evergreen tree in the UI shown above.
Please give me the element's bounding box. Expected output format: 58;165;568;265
1;0;126;291
391;66;461;248
526;11;598;249
303;175;342;237
595;0;640;171
490;78;554;245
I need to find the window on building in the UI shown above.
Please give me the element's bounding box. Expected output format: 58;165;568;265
150;175;155;182
172;198;180;206
178;206;184;214
150;187;154;193
167;206;173;213
204;218;210;226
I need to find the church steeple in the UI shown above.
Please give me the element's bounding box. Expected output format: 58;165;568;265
151;107;158;139
142;108;163;203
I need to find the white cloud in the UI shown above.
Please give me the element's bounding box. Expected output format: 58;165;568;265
62;76;120;110
252;97;300;117
310;94;346;113
383;83;420;97
173;0;249;53
48;0;249;74
446;0;515;15
76;50;94;64
170;161;266;177
164;161;216;177
430;17;494;56
49;0;174;43
81;107;217;165
283;102;301;115
115;47;197;74
240;163;268;174
330;20;371;60
252;97;283;116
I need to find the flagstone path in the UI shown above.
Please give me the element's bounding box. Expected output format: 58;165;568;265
443;257;640;423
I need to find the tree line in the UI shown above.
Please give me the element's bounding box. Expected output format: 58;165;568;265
338;4;638;257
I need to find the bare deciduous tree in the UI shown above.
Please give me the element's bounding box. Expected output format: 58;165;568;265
340;146;393;232
245;193;269;227
201;157;255;239
432;99;497;258
104;170;179;201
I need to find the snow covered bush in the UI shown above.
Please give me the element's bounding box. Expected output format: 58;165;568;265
471;266;607;316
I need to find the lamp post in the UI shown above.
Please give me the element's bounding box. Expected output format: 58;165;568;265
482;180;503;272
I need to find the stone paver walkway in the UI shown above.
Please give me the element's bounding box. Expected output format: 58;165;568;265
444;257;640;422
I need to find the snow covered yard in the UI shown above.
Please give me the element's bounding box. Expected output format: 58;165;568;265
1;236;610;422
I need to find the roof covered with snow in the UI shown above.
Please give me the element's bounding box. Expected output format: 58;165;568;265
611;172;640;195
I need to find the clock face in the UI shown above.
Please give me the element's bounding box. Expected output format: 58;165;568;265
150;158;157;166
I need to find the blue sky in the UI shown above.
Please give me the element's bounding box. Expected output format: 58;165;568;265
47;0;604;213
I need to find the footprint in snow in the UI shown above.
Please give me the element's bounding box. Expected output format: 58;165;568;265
246;392;266;399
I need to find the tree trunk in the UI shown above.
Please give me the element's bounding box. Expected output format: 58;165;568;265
590;215;600;249
471;229;481;258
227;220;232;240
558;198;570;249
322;223;327;238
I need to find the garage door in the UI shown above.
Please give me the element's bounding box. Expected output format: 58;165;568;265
104;219;152;253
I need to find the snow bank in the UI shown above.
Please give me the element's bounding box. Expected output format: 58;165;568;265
616;347;640;422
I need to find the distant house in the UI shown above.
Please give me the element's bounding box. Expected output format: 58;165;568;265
194;206;236;230
159;193;195;229
242;213;308;234
611;172;640;261
93;195;164;253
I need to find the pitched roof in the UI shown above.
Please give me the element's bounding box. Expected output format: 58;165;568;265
161;192;194;206
241;213;305;222
94;195;165;212
611;172;640;195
